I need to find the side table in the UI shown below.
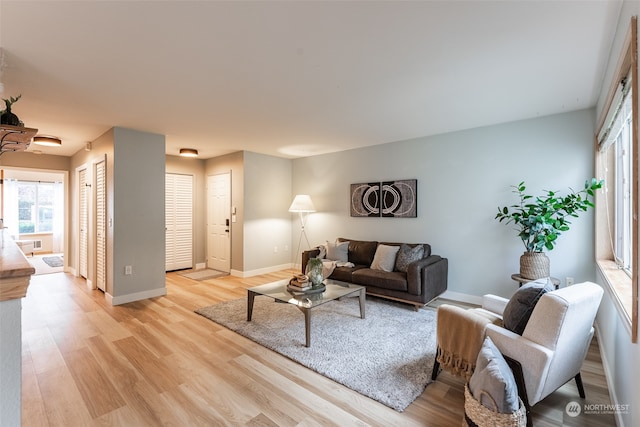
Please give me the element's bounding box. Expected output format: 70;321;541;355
511;273;560;289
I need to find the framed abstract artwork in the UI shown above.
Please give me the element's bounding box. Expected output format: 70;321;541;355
350;182;381;217
350;179;417;218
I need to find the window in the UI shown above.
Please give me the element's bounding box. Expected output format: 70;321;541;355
17;181;55;234
599;78;634;273
595;17;638;343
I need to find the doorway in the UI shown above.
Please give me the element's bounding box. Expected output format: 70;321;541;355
0;167;67;270
207;173;231;273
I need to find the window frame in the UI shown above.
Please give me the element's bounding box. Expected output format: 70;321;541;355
595;16;638;343
16;180;55;235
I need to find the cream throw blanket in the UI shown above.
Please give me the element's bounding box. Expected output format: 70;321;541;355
436;305;500;380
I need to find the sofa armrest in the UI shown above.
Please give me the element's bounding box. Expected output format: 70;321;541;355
407;255;448;299
482;294;509;316
301;248;321;274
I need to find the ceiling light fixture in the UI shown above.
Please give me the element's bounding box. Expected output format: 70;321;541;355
32;135;62;147
179;148;198;157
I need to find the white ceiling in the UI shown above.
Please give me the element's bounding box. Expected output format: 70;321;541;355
0;0;622;159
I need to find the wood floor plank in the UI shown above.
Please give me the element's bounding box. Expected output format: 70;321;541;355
64;347;127;418
21;271;615;426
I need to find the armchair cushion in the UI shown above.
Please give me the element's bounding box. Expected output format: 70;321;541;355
503;279;554;335
469;337;520;413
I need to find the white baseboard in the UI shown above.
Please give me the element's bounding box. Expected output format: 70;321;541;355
231;263;292;278
195;262;206;270
438;290;483;306
107;287;167;306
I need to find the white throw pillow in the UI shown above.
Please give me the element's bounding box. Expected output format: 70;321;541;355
326;240;349;262
370;244;400;272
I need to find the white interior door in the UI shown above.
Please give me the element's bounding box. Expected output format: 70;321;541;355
78;168;88;279
95;160;106;291
166;173;193;271
207;173;230;272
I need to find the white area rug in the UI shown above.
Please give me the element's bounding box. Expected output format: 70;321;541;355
196;295;437;411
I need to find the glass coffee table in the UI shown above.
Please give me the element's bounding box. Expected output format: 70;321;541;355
247;278;366;347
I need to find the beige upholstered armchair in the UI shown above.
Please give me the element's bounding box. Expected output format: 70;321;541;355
432;281;604;424
485;282;603;407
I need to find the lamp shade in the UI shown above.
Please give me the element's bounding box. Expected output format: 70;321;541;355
289;194;316;212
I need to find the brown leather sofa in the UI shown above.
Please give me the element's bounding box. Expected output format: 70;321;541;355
301;237;448;310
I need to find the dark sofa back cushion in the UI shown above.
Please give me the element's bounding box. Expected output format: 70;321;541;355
380;242;431;258
337;237;378;266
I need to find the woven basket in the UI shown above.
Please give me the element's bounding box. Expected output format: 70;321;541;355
519;252;550;280
464;385;526;427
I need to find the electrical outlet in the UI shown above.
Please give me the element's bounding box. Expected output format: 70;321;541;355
273;246;278;253
284;245;288;252
125;265;132;275
566;276;574;286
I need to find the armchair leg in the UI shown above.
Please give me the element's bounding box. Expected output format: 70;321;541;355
431;353;440;380
575;373;586;399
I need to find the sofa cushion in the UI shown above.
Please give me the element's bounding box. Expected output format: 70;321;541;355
324;240;349;262
469;336;519;414
394;244;425;272
503;279;554;335
370;244;400;272
328;265;367;282
338;238;378;266
352;269;408;291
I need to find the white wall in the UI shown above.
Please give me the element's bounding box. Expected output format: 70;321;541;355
293;109;597;299
243;151;292;273
592;2;639;426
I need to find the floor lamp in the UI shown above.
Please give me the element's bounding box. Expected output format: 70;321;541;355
289;194;316;270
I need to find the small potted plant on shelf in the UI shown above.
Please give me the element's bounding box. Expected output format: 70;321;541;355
0;94;22;126
495;178;603;279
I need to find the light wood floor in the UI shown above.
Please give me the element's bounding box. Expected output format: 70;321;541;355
21;270;614;426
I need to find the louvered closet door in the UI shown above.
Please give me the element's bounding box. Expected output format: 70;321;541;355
166;173;193;271
78;168;88;278
95;160;106;291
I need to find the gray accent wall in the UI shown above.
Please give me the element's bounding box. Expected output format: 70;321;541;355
292;109;597;299
111;127;166;301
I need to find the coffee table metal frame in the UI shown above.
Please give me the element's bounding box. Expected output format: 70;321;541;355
247;278;366;347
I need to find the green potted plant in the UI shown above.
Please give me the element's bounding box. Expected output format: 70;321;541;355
0;94;22;126
495;178;603;279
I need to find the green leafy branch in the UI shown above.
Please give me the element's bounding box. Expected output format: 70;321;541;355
495;178;603;252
